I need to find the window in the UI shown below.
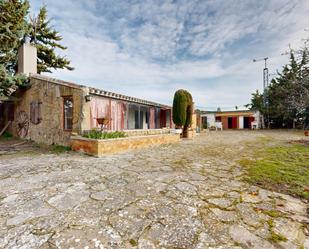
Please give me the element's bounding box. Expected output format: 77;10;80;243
63;96;73;130
7;103;15;121
30;100;42;124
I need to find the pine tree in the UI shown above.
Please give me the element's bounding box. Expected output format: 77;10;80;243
0;64;29;97
29;6;74;73
287;50;309;125
0;0;29;74
0;1;73;96
0;0;30;97
245;90;264;112
0;1;73;74
247;48;309;128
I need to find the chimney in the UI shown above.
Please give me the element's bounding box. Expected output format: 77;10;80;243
18;41;37;76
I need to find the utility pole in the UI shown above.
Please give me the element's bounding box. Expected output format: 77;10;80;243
253;57;270;128
253;57;269;90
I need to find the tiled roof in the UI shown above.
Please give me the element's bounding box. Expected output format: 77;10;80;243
31;74;170;108
88;87;170;108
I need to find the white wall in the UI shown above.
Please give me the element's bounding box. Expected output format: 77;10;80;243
18;44;37;76
238;116;244;129
205;114;216;126
253;111;261;128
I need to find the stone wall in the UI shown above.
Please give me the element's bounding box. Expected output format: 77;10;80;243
71;133;180;157
11;76;86;146
8;75;175;146
124;128;171;137
82;128;171;137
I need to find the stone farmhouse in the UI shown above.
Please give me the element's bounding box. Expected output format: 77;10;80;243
0;44;173;146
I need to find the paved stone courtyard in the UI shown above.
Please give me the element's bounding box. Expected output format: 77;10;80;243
0;131;308;249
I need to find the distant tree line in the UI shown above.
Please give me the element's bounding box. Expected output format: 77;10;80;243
247;40;309;129
0;0;73;97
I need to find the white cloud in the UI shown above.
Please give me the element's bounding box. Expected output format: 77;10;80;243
30;0;309;109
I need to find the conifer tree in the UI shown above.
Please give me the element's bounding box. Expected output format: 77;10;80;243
0;0;73;96
0;0;30;96
0;0;29;74
247;48;309;128
246;90;264;112
29;6;74;73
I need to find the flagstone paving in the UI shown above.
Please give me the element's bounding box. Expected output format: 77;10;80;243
0;130;308;249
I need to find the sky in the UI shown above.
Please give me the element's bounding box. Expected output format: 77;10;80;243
30;0;309;110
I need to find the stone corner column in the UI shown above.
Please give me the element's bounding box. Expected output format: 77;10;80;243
80;87;91;133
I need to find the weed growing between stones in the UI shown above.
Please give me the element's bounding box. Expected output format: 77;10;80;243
267;219;288;243
129;239;138;246
261;210;286;218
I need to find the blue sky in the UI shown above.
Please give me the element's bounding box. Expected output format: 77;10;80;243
30;0;309;110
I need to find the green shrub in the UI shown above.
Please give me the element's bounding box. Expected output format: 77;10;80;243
184;90;193;127
83;129;126;140
172;89;193;138
0;131;13;139
51;144;71;153
172;89;193;128
172;90;188;127
202;123;208;129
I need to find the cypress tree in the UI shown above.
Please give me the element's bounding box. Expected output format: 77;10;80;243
172;90;187;127
172;89;193;137
184;90;193;127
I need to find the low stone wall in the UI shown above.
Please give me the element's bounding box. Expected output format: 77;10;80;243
83;128;172;137
124;128;171;137
71;133;180;157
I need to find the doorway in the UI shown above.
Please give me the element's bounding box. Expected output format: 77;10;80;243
244;117;255;129
228;117;232;129
228;117;237;129
244;117;250;129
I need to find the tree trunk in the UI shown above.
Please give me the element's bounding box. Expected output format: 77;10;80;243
182;125;189;138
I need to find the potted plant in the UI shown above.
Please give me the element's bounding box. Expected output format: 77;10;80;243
172;89;193;138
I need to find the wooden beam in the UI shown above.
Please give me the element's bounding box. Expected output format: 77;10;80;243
0;121;12;137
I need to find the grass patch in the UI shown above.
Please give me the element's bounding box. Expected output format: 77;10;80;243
239;144;309;200
0;131;13;140
51;144;71;153
83;129;126;140
173;158;187;167
257;136;273;143
33;143;71;154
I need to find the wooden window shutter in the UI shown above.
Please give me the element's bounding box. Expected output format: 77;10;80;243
30;100;42;124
